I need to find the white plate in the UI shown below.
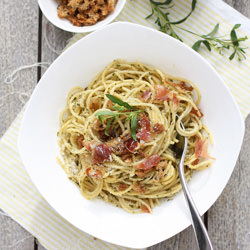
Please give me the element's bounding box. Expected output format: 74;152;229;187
38;0;126;33
18;22;244;249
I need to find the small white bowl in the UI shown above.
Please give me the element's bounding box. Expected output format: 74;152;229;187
18;22;244;248
38;0;127;33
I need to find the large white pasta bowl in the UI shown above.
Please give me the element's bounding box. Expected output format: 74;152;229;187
18;22;244;249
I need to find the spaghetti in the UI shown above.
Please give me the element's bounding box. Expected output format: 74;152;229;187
58;59;214;213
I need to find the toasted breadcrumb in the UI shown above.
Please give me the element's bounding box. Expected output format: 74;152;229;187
57;0;117;26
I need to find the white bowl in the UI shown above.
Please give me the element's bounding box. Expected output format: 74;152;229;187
18;22;244;248
38;0;126;33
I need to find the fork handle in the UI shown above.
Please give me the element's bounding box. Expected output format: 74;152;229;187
179;138;213;250
182;184;213;250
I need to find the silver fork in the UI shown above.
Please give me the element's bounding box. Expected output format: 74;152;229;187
177;122;214;250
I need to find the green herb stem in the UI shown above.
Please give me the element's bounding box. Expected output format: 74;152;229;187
147;0;248;61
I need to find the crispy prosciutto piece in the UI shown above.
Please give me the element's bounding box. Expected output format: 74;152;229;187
120;131;131;142
92;119;104;131
165;79;193;91
141;204;150;213
136;130;152;142
155;85;170;101
140;199;151;213
92;119;116;142
106;131;140;157
192;159;200;165
152;123;164;134
125;138;139;152
121;154;132;163
98;127;116;141
173;93;179;105
195;138;215;160
191;107;204;118
138;113;150;131
89;97;101;111
180;81;194;91
135;169;151;178
107;99;113;108
137;149;146;157
106;137;124;154
136;154;161;170
76;135;84;149
93;143;112;164
133;184;146;193
82;141;98;151
137;114;152;142
118;183;127;191
86;167;103;179
155;83;180;105
106;137;130;156
141;89;152;102
83;141;112;164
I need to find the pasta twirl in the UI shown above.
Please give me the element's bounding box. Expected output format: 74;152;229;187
57;59;214;213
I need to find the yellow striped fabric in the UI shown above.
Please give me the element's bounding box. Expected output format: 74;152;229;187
0;1;250;250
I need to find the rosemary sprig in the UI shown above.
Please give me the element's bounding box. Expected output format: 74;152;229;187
95;94;144;140
147;0;248;61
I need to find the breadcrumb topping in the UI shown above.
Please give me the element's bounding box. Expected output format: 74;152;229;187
57;0;117;26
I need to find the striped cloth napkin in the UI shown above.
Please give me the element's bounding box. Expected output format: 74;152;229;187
1;1;250;250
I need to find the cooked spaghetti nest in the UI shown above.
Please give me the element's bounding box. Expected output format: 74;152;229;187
58;59;214;213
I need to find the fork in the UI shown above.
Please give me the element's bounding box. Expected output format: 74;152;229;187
177;122;214;250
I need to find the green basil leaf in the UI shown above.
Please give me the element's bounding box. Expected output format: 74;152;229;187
98;116;103;122
106;94;136;110
130;113;138;141
95;110;116;117
104;118;114;136
112;104;127;111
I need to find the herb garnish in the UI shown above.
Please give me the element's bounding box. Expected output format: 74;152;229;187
147;0;248;61
95;94;144;140
130;112;138;141
106;94;136;110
